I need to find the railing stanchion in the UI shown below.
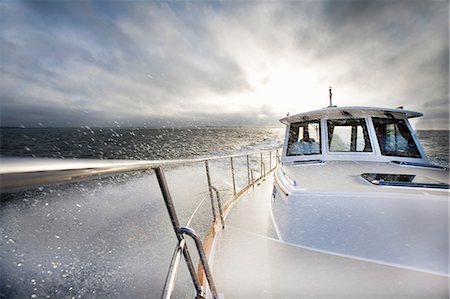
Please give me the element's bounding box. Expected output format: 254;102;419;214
260;153;263;179
205;160;217;222
270;151;277;170
210;186;225;229
246;155;251;185
271;152;273;170
155;167;204;299
230;157;236;196
250;169;254;190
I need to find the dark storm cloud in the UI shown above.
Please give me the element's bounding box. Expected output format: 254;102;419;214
1;1;254;127
297;0;449;129
0;1;448;128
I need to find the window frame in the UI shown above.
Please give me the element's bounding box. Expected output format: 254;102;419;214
371;117;422;159
326;118;373;153
286;120;322;156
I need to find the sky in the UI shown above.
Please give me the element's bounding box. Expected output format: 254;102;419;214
1;0;449;129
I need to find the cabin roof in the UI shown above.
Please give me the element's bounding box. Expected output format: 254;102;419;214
279;106;422;125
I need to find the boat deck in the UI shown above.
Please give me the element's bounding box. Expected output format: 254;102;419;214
211;174;449;298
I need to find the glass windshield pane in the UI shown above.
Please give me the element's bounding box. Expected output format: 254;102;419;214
287;121;321;156
372;117;421;158
327;119;372;152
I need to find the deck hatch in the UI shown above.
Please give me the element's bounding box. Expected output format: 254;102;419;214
361;173;449;189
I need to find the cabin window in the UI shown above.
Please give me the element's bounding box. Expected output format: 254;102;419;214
287;120;321;156
372;117;421;158
327;119;372;152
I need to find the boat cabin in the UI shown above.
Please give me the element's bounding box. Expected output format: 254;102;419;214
280;106;429;164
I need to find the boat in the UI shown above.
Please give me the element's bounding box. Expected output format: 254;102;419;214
0;104;448;299
209;105;449;298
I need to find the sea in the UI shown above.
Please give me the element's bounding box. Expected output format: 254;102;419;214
0;127;284;160
0;127;448;299
0;127;448;166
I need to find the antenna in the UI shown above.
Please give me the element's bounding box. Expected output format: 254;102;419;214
328;86;336;107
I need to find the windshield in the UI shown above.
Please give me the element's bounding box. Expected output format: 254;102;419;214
287;120;321;156
372;117;421;158
327;118;372;152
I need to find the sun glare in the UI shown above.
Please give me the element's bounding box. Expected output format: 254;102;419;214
243;64;329;114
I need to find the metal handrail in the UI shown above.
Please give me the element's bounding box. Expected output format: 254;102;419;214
161;239;186;299
179;227;218;299
2;149;280;299
0;149;279;192
160;150;278;298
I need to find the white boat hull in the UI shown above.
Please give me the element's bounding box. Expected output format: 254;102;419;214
211;175;449;298
271;190;448;276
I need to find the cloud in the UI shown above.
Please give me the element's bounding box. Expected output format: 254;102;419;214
0;1;448;129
